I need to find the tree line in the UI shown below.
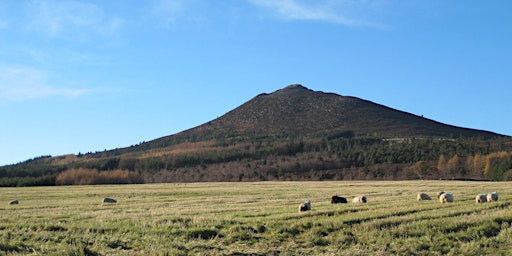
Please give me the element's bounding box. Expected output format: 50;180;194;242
0;135;511;186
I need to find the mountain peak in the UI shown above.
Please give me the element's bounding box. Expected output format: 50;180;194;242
271;84;312;96
186;84;502;140
284;84;308;90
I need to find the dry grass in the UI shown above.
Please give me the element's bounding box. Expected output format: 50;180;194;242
1;181;511;255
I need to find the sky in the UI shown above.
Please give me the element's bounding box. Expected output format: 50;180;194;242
1;0;511;166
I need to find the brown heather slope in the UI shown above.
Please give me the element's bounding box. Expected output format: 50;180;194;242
206;84;500;137
144;84;501;149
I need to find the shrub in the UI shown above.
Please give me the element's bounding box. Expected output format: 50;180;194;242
55;168;144;185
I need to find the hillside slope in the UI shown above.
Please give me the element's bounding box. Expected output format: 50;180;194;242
142;84;500;150
1;84;509;185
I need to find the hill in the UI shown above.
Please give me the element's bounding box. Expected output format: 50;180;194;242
179;84;501;138
121;84;501;153
1;85;511;186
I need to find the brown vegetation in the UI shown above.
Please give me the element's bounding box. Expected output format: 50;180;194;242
55;168;143;185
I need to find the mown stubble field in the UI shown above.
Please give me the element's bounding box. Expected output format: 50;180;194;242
1;181;511;255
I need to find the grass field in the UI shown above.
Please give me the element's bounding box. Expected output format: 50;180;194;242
1;181;511;255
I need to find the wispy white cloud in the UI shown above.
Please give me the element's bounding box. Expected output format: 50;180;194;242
248;0;389;28
0;65;91;101
24;0;123;39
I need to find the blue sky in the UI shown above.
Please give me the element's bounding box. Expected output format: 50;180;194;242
1;0;511;166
